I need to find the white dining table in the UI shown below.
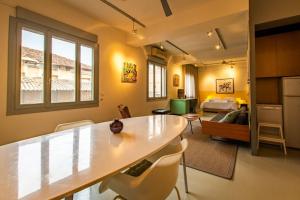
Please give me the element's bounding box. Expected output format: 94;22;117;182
0;115;188;200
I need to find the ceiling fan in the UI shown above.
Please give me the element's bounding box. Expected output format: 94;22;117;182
161;0;172;17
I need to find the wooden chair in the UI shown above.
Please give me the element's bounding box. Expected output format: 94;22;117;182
118;104;131;119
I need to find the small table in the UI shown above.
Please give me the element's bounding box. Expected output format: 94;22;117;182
183;113;202;134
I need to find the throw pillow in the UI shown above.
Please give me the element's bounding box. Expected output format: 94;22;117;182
218;110;241;123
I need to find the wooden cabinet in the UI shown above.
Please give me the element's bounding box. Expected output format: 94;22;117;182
276;30;300;76
256;35;278;77
256;30;300;77
256;78;282;104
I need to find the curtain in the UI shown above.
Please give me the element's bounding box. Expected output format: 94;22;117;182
182;65;198;99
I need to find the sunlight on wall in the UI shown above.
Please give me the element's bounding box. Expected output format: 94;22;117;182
113;52;125;72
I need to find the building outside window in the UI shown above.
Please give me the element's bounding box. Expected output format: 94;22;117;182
7;8;99;115
147;59;167;100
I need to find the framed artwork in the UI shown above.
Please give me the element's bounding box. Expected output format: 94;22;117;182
173;74;180;87
216;78;234;94
122;62;137;83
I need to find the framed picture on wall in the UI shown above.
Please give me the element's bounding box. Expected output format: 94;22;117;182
122;62;137;83
216;78;234;94
173;74;180;87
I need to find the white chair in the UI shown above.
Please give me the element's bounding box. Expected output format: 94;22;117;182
99;139;188;200
54;120;94;132
54;120;94;200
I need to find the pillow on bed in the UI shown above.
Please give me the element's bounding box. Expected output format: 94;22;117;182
218;110;240;123
209;99;228;103
223;97;235;102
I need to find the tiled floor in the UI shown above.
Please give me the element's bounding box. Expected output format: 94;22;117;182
74;143;300;200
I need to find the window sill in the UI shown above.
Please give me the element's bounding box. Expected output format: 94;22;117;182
147;97;168;102
7;101;99;115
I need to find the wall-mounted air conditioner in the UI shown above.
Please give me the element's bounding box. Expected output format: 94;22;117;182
151;47;167;60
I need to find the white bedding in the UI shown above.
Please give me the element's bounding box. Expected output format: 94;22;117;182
200;100;238;110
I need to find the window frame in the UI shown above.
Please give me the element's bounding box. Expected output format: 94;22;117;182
147;58;168;101
7;15;99;115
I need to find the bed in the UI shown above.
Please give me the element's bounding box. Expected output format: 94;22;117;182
200;98;238;112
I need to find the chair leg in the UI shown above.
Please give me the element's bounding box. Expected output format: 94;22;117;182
279;126;287;155
174;186;181;200
283;142;287;155
189;121;193;134
182;152;189;193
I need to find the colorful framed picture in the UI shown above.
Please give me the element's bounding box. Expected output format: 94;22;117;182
216;78;234;94
122;62;137;83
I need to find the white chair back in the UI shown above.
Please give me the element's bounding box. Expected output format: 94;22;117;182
54;120;94;132
132;139;188;200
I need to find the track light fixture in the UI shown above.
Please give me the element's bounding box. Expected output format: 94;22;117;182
160;42;164;50
132;20;137;34
215;43;221;50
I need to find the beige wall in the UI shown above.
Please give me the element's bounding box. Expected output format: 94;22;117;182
0;1;183;145
253;0;300;24
198;62;249;102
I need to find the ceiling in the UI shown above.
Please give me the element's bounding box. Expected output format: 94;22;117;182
60;0;249;62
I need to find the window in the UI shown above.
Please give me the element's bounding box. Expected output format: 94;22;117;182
8;8;99;115
147;60;167;99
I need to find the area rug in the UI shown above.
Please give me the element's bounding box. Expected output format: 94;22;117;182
183;121;238;179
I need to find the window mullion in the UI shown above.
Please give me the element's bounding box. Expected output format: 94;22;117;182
160;65;163;98
45;32;52;107
76;42;80;103
153;63;155;98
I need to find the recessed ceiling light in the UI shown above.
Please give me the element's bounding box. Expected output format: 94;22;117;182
207;31;213;37
215;44;221;50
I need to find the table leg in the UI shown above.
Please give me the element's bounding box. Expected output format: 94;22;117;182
179;134;189;193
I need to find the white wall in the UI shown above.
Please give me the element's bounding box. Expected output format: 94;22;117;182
0;1;183;145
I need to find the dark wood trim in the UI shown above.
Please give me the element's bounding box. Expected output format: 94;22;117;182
255;15;300;32
202;121;250;142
